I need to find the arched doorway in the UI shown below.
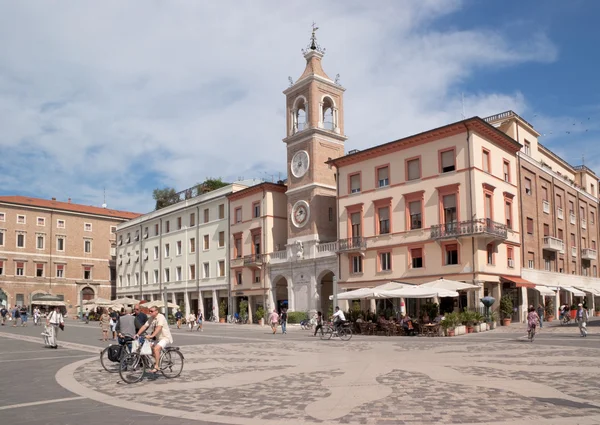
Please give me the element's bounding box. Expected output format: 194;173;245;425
274;276;288;312
319;271;334;315
81;287;95;302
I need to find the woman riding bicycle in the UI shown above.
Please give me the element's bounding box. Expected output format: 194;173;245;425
527;306;540;339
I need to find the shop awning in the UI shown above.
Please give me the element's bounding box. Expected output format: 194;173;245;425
501;275;536;288
534;285;556;296
556;286;586;297
574;286;600;296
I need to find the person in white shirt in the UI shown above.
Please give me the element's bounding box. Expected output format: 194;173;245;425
332;306;346;334
45;306;64;348
135;307;173;373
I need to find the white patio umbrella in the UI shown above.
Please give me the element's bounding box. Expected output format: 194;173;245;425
113;297;140;305
144;300;179;309
374;281;415;291
83;297;113;306
329;287;390;301
420;278;479;291
381;286;459;299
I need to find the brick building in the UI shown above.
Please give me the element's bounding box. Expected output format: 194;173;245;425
0;196;139;314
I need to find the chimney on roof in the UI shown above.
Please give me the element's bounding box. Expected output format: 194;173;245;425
51;197;56;201
67;198;71;203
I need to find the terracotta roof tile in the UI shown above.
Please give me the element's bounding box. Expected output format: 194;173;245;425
0;196;142;220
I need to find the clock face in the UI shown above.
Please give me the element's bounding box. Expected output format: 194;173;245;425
291;200;310;228
291;150;310;178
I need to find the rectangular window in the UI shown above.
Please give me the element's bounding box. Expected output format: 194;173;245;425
153;270;159;283
17;215;26;224
218;260;225;277
164;268;170;283
569;201;574;214
543;223;550;237
443;194;457;224
253;233;261;255
545;258;551;271
36;263;44;277
189;213;195;227
0;212;4;222
219;204;225;219
440;150;455;173
351;255;363;273
176;217;181;230
558;228;564;241
503;160;510;182
84;223;92;232
253;202;260;218
176;240;182;255
83;266;92;280
84;240;92;253
144;271;148;285
235;208;242;223
445;244;458;265
411;248;423;268
507;247;514;268
524;140;531;155
571;233;576;247
526;217;534;234
484;194;492;220
190;238;196;253
377;166;389;187
165;243;170;257
408;201;422;230
16;262;24;276
594;265;598;278
350;212;361;238
591;211;596;225
155;223;159;236
482;149;490;173
253;269;260;283
203;262;209;278
56;264;64;278
528;252;535;269
204;208;209;223
37;235;44;249
235;237;242;258
486;243;494;265
203;235;209;250
380;252;391;271
37;217;45;226
378;206;390;235
143;227;148;238
0;231;3;246
542;187;548;202
176;266;182;281
593;240;597;250
0;260;3;275
350;174;361;194
57;237;65;251
236;271;242;285
219;231;225;247
505;202;512;229
153;246;158;259
17;233;25;248
407;158;420;181
165;221;170;233
524;178;532;195
189;264;196;280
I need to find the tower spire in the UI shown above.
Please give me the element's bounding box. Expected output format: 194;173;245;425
302;22;325;55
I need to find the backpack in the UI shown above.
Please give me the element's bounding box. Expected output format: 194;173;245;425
107;345;122;362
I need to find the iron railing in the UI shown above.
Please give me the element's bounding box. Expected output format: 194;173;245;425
430;218;507;240
337;237;367;252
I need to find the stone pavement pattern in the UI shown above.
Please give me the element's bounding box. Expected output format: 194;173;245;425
62;335;600;425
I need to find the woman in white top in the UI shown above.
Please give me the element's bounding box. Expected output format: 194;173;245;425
187;313;196;331
45;306;64;349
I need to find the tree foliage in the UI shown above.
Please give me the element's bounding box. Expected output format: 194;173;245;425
196;177;228;193
152;187;180;210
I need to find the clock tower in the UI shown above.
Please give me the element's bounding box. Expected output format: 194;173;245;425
283;27;347;245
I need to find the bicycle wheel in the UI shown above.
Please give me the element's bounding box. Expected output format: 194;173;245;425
100;346;119;373
320;326;333;340
530;328;535;342
161;349;184;379
119;353;145;384
339;327;353;341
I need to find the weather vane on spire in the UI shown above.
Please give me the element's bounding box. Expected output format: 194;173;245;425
302;22;325;55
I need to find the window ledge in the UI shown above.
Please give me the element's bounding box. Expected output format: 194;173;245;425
350;272;364;276
377;270;393;275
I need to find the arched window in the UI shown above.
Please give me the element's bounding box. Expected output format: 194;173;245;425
296;102;306;131
323;97;334;130
81;287;94;301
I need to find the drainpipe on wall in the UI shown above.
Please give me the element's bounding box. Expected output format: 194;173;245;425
463;122;477;305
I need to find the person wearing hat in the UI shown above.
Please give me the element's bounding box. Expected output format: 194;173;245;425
576;303;589;337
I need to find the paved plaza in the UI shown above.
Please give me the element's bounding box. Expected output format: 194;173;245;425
2;320;600;425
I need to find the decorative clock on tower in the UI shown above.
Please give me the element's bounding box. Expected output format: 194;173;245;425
291;150;310;178
291;200;310;228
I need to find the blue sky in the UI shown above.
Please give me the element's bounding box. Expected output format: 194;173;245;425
0;0;599;213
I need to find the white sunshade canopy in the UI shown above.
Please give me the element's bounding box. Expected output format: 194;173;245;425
574;286;600;296
331;288;390;301
421;278;479;291
553;286;586;297
83;297;113;306
33;300;66;307
383;286;459;299
113;297;141;305
374;281;414;291
534;285;556;296
144;300;179;309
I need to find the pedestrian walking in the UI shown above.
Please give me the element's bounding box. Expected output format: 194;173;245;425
108;308;119;340
0;306;7;325
269;309;279;334
175;309;183;329
20;305;28;326
45;306;64;349
576;303;589;337
313;311;324;337
33;307;41;326
187;312;196;331
280;308;288;334
12;305;20;327
537;304;544;329
99;308;111;341
196;311;203;331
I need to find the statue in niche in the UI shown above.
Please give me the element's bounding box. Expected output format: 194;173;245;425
296;240;304;260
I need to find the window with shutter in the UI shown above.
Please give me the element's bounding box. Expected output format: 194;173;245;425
443;195;457;224
407;158;420;180
36;263;44;277
482;150;490;173
378;207;390;234
409;200;422;230
411;248;423;268
503;161;510;182
351;212;361;238
350;174;361;193
377;166;389;187
440;150;455;173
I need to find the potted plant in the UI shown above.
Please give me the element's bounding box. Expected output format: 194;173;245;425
219;300;227;323
460;310;476;333
473;312;486;332
500;295;513;326
238;299;248;324
255;305;265;326
489;311;498;329
441;312;458;336
545;299;554;322
595;307;600;317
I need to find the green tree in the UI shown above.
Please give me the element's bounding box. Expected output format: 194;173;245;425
195;177;228;194
152;187;180;210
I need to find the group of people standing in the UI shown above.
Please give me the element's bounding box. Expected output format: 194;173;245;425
268;308;289;334
98;305;148;341
183;310;204;331
0;305;43;326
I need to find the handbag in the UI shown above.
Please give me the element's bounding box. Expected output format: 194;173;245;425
131;339;140;352
59;323;65;331
140;340;153;356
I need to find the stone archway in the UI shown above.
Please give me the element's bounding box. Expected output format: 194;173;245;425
273;276;289;312
318;270;334;315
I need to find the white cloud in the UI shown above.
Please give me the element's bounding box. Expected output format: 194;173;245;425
0;0;560;212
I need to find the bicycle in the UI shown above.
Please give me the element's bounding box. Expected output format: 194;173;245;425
528;325;536;342
320;321;352;341
100;335;134;373
119;337;184;384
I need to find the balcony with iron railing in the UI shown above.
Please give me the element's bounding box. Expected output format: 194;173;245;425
542;236;564;252
337;237;367;252
430;218;507;240
582;248;597;261
243;254;263;267
230;257;244;268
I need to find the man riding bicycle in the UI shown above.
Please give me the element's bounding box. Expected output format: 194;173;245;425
332;306;346;334
135;306;173;373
